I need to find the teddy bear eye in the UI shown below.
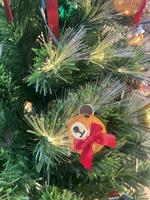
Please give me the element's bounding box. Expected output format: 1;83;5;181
73;126;80;133
71;122;88;140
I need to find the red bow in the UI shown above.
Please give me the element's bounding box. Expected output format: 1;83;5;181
4;0;13;22
134;0;147;25
74;123;117;171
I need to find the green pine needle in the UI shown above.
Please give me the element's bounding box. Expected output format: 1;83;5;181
40;186;83;200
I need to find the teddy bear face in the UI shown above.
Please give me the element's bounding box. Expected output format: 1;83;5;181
67;113;107;154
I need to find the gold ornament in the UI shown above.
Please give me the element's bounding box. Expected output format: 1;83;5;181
113;0;145;16
128;33;144;46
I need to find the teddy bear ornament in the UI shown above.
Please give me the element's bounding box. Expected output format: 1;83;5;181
67;104;117;171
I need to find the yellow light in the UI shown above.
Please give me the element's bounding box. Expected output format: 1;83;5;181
146;107;150;127
42;63;55;72
118;68;126;73
124;10;130;15
91;51;105;64
140;67;145;71
48;136;65;147
147;113;150;120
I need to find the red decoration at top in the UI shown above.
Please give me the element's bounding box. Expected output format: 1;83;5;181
46;0;59;42
134;0;147;25
4;0;13;22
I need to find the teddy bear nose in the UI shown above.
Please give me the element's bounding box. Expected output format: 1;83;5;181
73;126;80;133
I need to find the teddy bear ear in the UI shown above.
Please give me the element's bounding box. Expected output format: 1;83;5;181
79;104;94;115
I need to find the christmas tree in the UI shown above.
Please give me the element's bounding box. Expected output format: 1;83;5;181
0;0;150;199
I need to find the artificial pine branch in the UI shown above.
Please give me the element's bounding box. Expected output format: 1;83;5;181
74;0;119;28
25;113;70;172
27;27;90;95
40;186;83;200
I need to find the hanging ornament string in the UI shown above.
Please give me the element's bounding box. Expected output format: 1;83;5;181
134;0;147;25
4;0;14;22
40;0;59;46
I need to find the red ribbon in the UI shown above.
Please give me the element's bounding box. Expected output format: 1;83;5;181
107;192;120;200
74;123;117;171
133;0;147;25
4;0;13;22
46;0;59;42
